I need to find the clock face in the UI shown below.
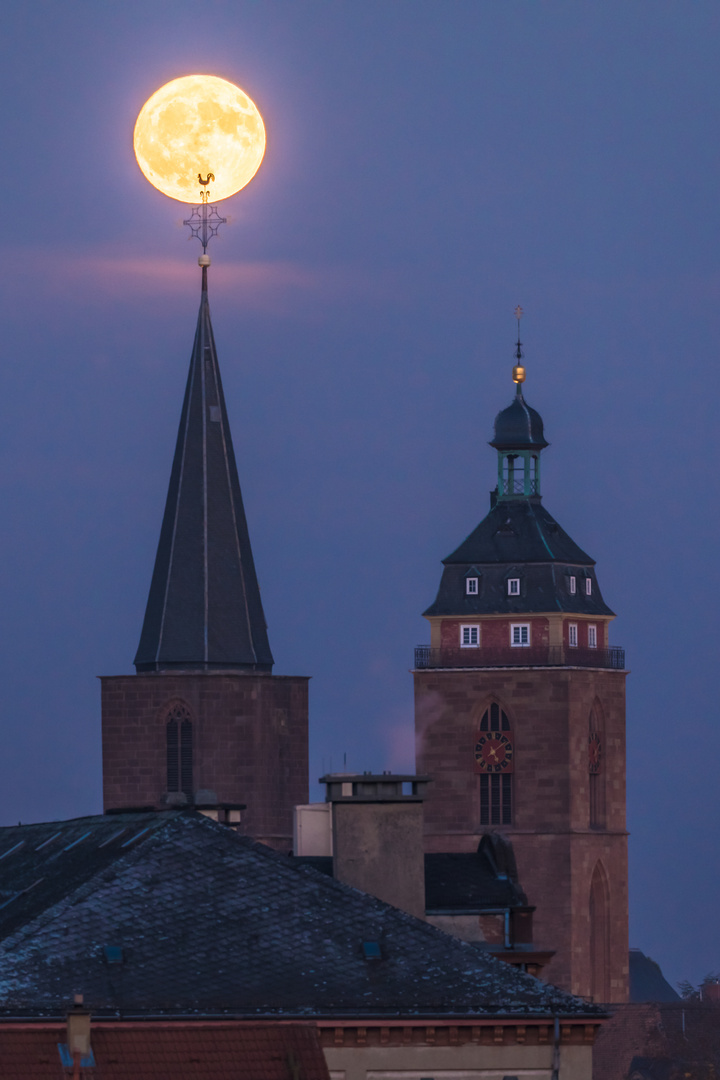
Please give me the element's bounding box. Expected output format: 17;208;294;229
589;733;602;774
474;731;514;773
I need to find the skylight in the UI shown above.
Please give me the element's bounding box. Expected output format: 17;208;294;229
362;941;382;961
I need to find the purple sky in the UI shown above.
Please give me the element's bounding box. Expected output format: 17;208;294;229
0;2;718;990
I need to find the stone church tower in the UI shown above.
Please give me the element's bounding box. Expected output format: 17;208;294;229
101;263;308;848
414;331;629;1002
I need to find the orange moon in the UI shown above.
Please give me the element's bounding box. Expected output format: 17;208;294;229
133;74;266;204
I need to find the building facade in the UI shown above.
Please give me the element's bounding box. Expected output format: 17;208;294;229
101;263;308;847
414;338;629;1001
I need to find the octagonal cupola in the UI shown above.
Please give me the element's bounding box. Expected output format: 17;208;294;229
490;318;548;500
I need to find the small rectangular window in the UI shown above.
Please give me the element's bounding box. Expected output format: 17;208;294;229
507;578;520;596
510;623;530;647
460;625;480;647
585;577;592;596
569;576;577;595
588;624;597;648
568;623;578;647
466;577;478;595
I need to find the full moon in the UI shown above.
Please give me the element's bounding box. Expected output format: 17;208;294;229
133;74;266;204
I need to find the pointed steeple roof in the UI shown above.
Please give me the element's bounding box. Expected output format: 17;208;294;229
134;265;273;672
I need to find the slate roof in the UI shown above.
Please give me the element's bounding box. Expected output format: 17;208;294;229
490;391;548;451
296;837;529;912
424;851;527;912
134;265;273;673
424;500;614;617
0;1022;328;1080
0;812;601;1021
445;499;593;566
628;950;680;1003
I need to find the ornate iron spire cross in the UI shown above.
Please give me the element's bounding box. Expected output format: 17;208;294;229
514;305;524;360
183;174;227;253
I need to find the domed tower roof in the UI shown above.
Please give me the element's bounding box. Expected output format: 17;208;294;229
422;309;615;622
490;393;548;451
490;308;548;451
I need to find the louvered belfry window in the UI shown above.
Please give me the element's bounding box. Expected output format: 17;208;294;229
166;704;193;796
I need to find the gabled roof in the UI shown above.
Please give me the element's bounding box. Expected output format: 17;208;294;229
0;812;601;1020
443;500;593;566
134;266;273;672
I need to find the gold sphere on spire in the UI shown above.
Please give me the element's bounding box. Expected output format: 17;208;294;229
512;305;525;383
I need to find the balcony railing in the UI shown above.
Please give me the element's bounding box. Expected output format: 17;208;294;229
414;645;626;671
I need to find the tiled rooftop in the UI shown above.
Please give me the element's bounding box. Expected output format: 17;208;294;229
0;1021;329;1080
593;1002;720;1080
0;811;602;1020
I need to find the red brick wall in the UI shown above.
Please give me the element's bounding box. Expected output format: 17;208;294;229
563;620;606;648
440;618;550;650
414;666;628;1000
101;673;309;850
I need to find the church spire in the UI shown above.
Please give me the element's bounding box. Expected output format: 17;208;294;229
488;308;548;500
134;260;273;672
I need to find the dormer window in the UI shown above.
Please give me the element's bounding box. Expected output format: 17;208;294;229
461;625;480;647
507;578;520;596
466;577;478;595
585;578;592;596
569;576;577;595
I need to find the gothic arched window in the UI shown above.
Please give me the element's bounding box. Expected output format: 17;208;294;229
166;704;193;797
589;705;606;829
475;703;513;826
589;861;610;1002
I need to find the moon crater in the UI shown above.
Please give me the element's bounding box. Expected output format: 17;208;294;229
134;74;266;204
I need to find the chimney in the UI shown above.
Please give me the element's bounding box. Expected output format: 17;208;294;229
66;993;91;1066
193;790;245;828
320;773;430;919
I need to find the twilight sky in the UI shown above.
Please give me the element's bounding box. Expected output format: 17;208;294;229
0;2;717;989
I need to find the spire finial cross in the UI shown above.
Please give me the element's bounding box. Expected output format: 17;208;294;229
183;173;227;253
514;306;524;359
512;305;526;387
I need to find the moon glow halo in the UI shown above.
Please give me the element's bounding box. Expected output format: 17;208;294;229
133;75;266;204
